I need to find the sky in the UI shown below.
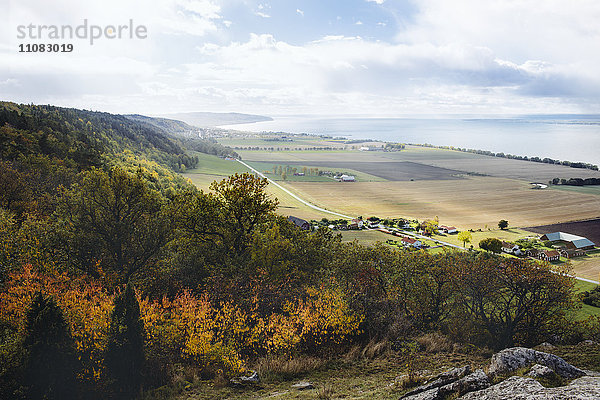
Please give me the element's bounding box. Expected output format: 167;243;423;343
1;0;600;116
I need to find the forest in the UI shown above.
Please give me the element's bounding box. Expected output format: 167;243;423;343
0;102;598;399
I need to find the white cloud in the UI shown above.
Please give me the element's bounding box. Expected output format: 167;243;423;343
296;9;304;17
355;21;363;25
367;0;385;4
255;11;270;18
3;0;600;115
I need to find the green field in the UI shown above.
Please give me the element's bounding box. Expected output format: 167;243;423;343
185;152;249;175
574;280;600;320
550;184;600;196
435;228;535;248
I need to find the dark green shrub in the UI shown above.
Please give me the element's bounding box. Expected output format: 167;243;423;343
23;292;78;400
105;284;145;399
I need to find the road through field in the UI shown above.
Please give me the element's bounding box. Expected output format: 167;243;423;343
236;159;353;219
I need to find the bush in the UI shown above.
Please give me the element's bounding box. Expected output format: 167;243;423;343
582;287;600;308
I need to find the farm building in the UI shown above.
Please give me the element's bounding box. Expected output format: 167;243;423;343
338;174;356;182
558;248;586;259
538;249;560;262
401;236;422;248
288;216;310;231
501;242;522;256
540;232;596;250
439;225;458;234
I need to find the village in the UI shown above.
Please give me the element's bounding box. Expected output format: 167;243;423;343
287;214;598;273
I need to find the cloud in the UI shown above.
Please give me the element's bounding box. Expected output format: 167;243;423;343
296;9;304;17
355;21;363;25
3;0;600;115
367;0;385;4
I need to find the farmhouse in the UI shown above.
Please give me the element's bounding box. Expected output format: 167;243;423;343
540;232;596;250
501;241;522;256
401;236;422;248
288;216;310;231
439;225;458;234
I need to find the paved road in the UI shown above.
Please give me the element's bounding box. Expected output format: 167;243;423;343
236;159;353;219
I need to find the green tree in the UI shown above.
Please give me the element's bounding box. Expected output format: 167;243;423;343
58;167;169;282
105;284;145;399
498;219;509;230
23;292;78;400
479;237;502;253
452;256;574;349
457;231;472;247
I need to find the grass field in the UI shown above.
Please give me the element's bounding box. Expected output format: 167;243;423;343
340;230;391;244
245;160;386;182
435;228;536;248
186;152;249;175
574;280;600;320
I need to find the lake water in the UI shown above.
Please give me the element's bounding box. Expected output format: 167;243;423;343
220;115;600;166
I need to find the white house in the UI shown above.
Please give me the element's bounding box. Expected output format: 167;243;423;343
401;236;422;248
501;241;522;256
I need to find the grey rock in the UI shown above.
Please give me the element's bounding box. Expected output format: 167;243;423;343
460;375;600;399
401;365;470;398
527;364;555;379
230;370;260;387
578;340;598;346
291;381;314;390
487;347;585;379
460;376;543;400
402;369;489;400
402;387;440;400
439;369;490;397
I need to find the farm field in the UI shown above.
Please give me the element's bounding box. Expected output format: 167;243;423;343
239;145;600;182
250;160;462;181
550;185;600;196
279;177;600;229
245;160;386;182
568;250;600;282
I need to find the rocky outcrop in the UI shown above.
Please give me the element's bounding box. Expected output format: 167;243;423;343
487;347;585;379
229;370;260;387
291;381;314;390
401;365;470;398
401;368;489;400
527;364;555;379
461;375;600;399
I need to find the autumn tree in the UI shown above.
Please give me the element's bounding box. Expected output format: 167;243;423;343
23;292;78;400
105;284;145;398
457;231;472;247
209;173;278;256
